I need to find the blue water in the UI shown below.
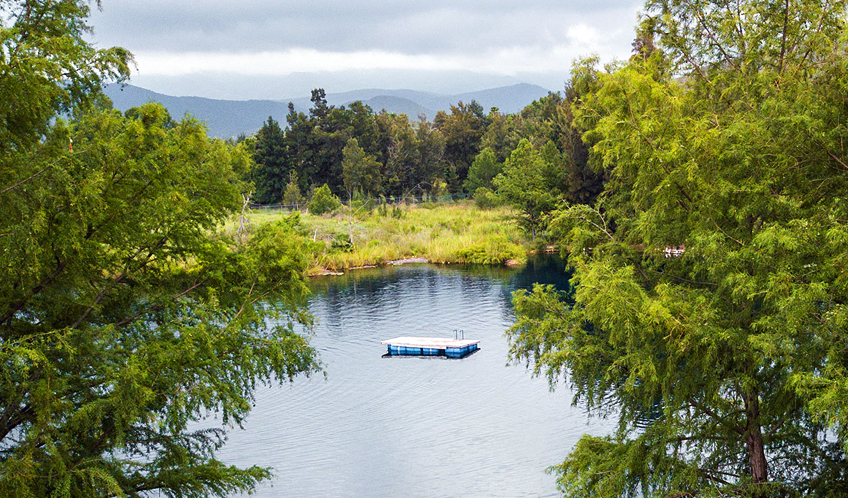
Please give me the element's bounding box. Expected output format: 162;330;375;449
218;257;614;497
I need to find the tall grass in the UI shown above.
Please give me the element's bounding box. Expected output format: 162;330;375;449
234;202;527;272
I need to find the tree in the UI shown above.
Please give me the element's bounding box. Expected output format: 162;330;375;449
1;101;320;498
0;0;131;153
347;100;381;156
480;107;514;163
284;102;316;192
413;117;447;193
0;3;319;497
253;116;290;203
342;137;382;198
280;95;347;195
463;147;502;193
507;0;848;495
434;100;487;192
511;92;604;206
282;172;304;207
308;88;329;121
375;111;419;197
494;139;564;241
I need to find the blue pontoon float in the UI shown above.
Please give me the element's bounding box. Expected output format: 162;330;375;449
381;336;480;358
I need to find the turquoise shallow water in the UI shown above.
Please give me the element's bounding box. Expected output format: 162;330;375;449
217;257;615;497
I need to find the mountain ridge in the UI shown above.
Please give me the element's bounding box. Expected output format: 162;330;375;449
103;83;553;139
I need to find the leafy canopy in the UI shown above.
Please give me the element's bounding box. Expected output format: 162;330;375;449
464;147;502;193
0;2;319;497
494;139;567;240
341;137;382;197
508;0;848;496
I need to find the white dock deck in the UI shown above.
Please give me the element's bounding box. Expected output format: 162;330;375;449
381;337;480;348
381;336;480;357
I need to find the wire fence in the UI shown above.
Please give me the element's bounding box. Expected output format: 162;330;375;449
250;192;470;215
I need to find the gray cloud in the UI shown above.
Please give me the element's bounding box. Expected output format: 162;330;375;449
89;0;641;54
83;0;641;98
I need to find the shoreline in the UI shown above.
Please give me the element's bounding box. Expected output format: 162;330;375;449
307;255;527;277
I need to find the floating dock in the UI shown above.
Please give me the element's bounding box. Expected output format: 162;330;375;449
381;336;480;358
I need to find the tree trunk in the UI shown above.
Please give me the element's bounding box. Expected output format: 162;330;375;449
744;391;768;484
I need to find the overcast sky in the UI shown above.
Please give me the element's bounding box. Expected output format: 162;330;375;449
86;0;643;99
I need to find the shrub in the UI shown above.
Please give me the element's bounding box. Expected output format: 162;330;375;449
330;233;354;252
456;237;525;265
474;187;500;209
283;181;304;207
308;184;341;215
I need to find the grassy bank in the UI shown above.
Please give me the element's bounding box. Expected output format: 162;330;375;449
237;202;527;274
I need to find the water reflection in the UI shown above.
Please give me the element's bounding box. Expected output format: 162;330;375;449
506;253;573;293
381;349;482;360
219;255;611;498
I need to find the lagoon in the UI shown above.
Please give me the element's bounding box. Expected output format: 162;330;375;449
218;257;615;497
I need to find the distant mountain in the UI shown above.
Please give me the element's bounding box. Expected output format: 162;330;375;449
286;83;550;118
103;83;553;139
359;96;434;121
126;69;535;101
453;83;556;114
105;85;291;139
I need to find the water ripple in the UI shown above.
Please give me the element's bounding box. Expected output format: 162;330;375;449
216;260;614;497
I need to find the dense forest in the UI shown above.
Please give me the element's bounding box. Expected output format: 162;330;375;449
3;0;848;497
248;87;603;210
247;85;605;242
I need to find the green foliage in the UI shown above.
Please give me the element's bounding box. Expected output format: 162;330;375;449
480;108;514;163
473;187;500;210
342;137;383;196
456;237;524;265
464;147;502;193
249;87;601;201
282;172;304;206
434;100;487;191
414;119;448;193
248;82;602;201
251;93;454;198
253;116;290;203
376;111;421;197
0;101;320;497
0;5;319;496
308;183;341;215
494;139;564;239
508;92;604;206
0;0;132;152
507;0;848;495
